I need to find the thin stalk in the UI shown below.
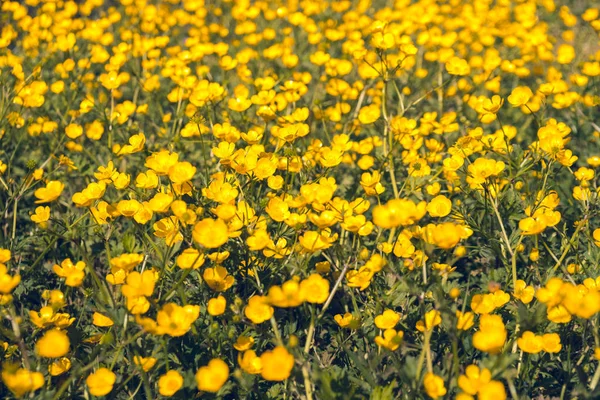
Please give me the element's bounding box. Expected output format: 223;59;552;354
11;197;17;241
381;80;400;199
415;329;433;381
550;218;587;275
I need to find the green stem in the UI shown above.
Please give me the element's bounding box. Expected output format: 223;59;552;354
11;197;17;242
302;309;316;400
550;217;587;275
591;363;600;390
415;329;433;381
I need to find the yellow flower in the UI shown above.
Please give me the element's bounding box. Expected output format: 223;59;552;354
193;218;229;248
423;372;447;399
416;310;442;332
360;171;385;196
458;364;492;395
374;309;401;330
513;280;535;304
299;274;330;304
34;180;64;203
546;305;572;324
267;175;284;190
409;157;431;177
168;161;196;184
298;230;338;252
148;192;174;213
265;197;291;222
541;333;562;353
135;170;159;189
113;132;145;156
456;311;475;330
358;104;380;124
111;172;130;190
561;282;600;319
196;358;229;393
466;158;505;188
65;123;83;139
1;367;44;397
133;356;157;372
334;312;361;329
574;167;595;182
445;56;470;76
472;314;507;354
0;249;10;264
0;264;20;294
260;346;294;381
29;306;74;329
99;70;129;90
145;150;179;175
478;381;507;400
36;329;70;358
517;331;543;354
71;181;107;207
207;295;227;316
470;291;509;314
92;312;114;327
121;270;156;299
86;368;116;397
536;277;566;308
374;328;404;351
593;228;600;247
244;295;274;324
49;357;71;376
372;198;427;229
423;222;469;249
233;335;255;351
156;303;201;337
238;350;262;374
426;195;452;217
268;279;304;308
52;258;86;287
508;86;533;107
31;206;50;228
346;266;375;291
203;266;235;292
158;370;183;397
247;229;271;251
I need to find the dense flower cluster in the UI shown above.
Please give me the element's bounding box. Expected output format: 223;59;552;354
1;0;600;398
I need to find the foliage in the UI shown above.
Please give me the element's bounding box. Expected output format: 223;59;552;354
1;0;600;399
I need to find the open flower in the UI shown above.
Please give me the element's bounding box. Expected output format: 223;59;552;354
34;180;64;203
260;346;294;381
196;359;229;393
156;303;200;337
31;206;50;228
473;314;507;354
375;329;404;351
158;370;183;397
2;367;44;397
86;368;116;397
52;258;86;287
36;329;70;358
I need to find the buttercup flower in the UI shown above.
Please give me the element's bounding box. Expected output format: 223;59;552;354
34;180;64;203
86;368;116;397
36;329;70;358
2;367;44;397
158;370;183;397
196;358;229;393
260;346;294;381
473;314;507;354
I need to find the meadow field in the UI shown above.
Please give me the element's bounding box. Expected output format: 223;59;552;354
1;0;600;398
